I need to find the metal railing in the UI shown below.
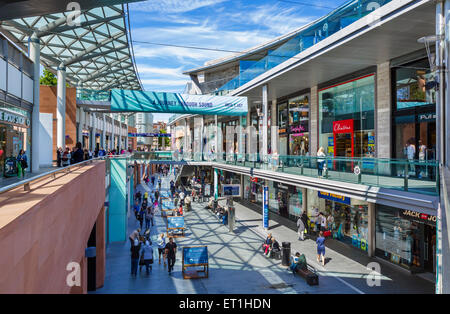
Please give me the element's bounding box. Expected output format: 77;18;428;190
0;156;115;195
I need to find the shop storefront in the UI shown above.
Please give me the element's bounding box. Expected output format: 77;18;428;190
308;189;369;252
375;205;436;274
392;58;436;172
278;102;288;156
243;175;263;206
319;74;375;160
0;103;31;176
288;94;309;156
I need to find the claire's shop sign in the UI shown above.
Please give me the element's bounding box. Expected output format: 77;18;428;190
0;110;30;127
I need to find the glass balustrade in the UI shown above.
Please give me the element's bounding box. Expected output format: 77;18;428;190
135;151;439;196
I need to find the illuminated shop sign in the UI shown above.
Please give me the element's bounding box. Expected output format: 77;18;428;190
0;109;30;127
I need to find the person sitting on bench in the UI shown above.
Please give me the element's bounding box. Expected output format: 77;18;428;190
290;252;307;274
265;237;280;258
262;234;272;255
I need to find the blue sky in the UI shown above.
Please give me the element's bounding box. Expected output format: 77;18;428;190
128;0;346;122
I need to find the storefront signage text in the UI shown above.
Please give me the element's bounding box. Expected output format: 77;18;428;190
333;119;353;133
318;191;351;205
401;209;436;223
0;110;30;127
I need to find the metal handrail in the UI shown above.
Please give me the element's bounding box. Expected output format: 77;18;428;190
0;156;118;195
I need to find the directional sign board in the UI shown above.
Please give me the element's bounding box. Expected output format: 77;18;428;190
183;246;208;266
167;216;185;229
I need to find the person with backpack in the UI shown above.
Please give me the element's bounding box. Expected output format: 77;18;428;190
72;142;84;164
137;204;145;230
16;149;28;179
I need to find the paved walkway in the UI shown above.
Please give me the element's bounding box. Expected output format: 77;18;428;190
94;172;434;294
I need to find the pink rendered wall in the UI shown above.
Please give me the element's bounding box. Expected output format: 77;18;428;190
0;162;106;294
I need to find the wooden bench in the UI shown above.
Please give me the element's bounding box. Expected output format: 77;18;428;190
295;263;319;286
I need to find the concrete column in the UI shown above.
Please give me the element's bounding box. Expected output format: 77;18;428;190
368;202;376;257
445;0;450;168
302;188;307;214
271;99;278;156
78;108;84;145
56;63;66;150
310;86;318;156
29;33;40;173
262;85;268;161
376;62;391;158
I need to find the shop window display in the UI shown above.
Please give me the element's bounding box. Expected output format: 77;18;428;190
319;75;375;160
375;206;436;272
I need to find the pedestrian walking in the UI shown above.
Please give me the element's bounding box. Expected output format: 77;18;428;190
165;237;177;274
316;231;326;266
139;240;154;275
144;206;151;230
137;205;145;230
16;149;28;179
157;233;166;266
130;238;141;277
317;147;326;177
56;147;63;167
297;216;305;241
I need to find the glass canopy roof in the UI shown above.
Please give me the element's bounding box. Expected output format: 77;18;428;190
0;4;142;91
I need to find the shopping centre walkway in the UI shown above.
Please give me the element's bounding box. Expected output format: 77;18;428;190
94;174;434;294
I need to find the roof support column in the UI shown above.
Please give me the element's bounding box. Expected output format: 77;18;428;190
118;114;122;151
56;63;66;150
29;33;40;173
111;115;115;152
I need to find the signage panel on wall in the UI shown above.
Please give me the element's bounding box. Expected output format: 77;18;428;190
111;89;248;116
263;186;269;229
222;184;240;197
318;191;351;205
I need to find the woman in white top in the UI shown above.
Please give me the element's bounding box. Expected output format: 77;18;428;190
317;147;326;177
157;233;166;266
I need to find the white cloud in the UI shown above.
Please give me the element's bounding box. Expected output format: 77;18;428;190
137;65;185;78
133;0;228;13
141;78;188;86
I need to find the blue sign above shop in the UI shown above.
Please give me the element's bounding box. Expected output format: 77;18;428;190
318;191;350;205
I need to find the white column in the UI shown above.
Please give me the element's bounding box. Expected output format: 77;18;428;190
118;114;122;151
262;85;268;162
215;115;218;160
30;33;40;173
111;114;115;151
102;114;106;149
56;63;66;149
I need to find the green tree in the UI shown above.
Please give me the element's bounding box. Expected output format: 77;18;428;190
158;129;170;148
39;69;57;86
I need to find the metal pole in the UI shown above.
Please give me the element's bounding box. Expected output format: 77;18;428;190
29;33;40;173
436;0;446;294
